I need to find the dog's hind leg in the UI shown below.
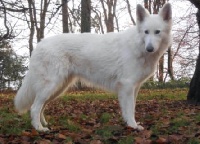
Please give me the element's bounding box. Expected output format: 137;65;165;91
36;76;73;130
31;91;51;132
39;89;63;126
40;101;51;126
31;78;67;131
40;82;70;127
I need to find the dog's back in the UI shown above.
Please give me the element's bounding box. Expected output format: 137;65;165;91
28;27;143;91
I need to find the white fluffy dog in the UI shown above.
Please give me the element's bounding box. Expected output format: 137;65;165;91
15;3;172;131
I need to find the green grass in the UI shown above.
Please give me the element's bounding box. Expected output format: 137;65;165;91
63;137;73;143
61;91;116;101
100;112;112;124
138;88;187;101
195;113;200;122
169;117;189;133
80;113;88;121
142;79;190;89
118;136;134;144
0;107;31;135
95;125;122;140
57;116;80;132
188;138;200;144
61;88;188;101
95;126;113;139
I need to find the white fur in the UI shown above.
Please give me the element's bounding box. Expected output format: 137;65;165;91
14;3;172;131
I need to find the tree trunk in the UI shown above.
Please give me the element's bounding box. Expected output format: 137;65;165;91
187;8;200;104
144;0;152;14
168;46;174;80
27;0;50;56
77;0;91;90
38;0;49;42
158;56;164;82
100;0;117;32
28;0;49;43
81;0;91;33
27;0;35;57
156;1;165;82
62;0;69;33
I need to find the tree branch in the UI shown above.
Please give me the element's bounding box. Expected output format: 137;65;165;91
125;0;136;25
0;0;10;41
0;6;28;12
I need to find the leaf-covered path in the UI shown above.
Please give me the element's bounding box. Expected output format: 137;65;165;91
0;89;200;143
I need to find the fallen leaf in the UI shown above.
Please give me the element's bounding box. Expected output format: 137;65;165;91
21;131;30;136
90;140;103;144
56;133;67;140
135;137;152;144
31;129;39;136
156;137;168;143
168;135;182;141
134;137;144;144
142;130;152;138
36;139;52;144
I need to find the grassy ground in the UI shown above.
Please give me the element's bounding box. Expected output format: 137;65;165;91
0;88;200;143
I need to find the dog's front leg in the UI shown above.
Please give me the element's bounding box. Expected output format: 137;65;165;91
118;83;144;131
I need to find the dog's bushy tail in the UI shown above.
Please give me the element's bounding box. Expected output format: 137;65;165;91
14;72;35;114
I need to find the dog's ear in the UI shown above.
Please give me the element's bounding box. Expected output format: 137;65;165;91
136;4;149;23
159;3;172;21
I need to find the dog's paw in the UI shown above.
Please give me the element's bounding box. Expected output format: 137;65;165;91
42;121;48;126
34;125;50;132
32;121;50;132
136;122;144;130
127;123;144;131
38;127;50;132
136;125;144;131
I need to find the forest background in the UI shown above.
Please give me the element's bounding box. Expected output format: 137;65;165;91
0;0;198;90
1;1;200;143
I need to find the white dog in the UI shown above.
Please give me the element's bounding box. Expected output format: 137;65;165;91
15;3;172;131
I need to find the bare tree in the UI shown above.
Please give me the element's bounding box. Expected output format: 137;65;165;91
81;0;91;33
172;12;198;79
125;0;136;25
168;46;174;80
0;0;26;41
26;0;54;56
187;0;200;104
144;0;152;14
38;0;50;42
153;1;166;82
27;0;35;56
27;1;48;43
91;7;105;34
100;0;117;32
62;0;69;33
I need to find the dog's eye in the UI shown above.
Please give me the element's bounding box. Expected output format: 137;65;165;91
144;30;149;34
155;30;160;34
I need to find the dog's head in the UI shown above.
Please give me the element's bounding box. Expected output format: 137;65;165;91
136;3;172;53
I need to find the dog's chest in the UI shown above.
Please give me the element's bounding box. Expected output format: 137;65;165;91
136;56;157;82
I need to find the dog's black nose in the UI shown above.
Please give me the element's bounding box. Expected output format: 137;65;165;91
146;45;154;52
